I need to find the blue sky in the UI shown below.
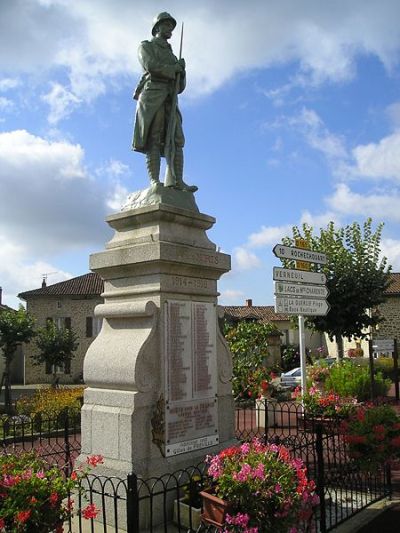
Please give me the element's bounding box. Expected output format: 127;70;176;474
1;0;400;308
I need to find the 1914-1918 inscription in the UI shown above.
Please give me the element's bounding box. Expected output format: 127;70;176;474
164;300;218;456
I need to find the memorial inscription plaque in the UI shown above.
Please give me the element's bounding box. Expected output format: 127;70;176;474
164;300;218;456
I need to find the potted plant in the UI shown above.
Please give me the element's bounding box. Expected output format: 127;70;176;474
341;404;400;471
295;387;357;431
201;438;319;532
0;451;103;531
173;474;205;530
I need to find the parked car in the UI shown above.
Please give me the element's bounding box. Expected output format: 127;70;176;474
280;367;302;388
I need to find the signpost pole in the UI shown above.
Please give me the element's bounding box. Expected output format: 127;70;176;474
394;338;399;401
368;338;375;401
298;314;307;394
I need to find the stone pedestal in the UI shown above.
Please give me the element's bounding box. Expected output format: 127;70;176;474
79;196;234;486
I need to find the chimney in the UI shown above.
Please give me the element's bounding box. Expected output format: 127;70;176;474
245;299;253;307
42;277;47;289
0;286;2;305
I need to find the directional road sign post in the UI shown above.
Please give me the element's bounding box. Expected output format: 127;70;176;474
275;295;330;316
273;245;328;265
273;243;329;395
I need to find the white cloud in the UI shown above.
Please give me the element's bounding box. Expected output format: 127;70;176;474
0;234;72;309
0;129;108;255
290;108;348;161
299;210;341;229
218;289;245;305
42;83;82;124
247;224;293;248
0;78;20;91
0;97;13;111
107;183;129;211
1;1;400;118
386;102;400;128
233;247;262;271
347;132;400;180
327;183;400;222
381;238;400;270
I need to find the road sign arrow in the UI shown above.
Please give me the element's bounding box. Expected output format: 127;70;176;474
274;295;330;316
273;267;326;285
273;245;327;265
275;281;329;299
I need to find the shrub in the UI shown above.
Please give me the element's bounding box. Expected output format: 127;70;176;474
0;451;103;531
375;357;395;381
324;360;390;401
16;387;84;418
341;404;400;470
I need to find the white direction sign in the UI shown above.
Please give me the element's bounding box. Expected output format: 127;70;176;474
273;245;327;265
275;295;330;316
373;339;394;353
275;281;329;299
273;267;326;285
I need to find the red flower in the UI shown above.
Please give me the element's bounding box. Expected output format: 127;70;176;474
70;471;78;481
82;503;100;520
16;510;31;523
55;524;64;533
49;492;59;507
86;455;104;467
0;518;4;529
391;436;400;447
30;496;38;504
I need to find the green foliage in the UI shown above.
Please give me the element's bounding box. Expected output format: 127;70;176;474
280;344;300;371
0;306;35;361
282;219;391;352
16;387;84;417
325;360;391;401
224;321;280;401
33;321;79;386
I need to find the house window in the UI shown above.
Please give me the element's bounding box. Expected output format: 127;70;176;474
86;317;103;338
57;301;62;309
50;317;71;330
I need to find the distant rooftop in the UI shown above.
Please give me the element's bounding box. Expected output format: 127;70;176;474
224;298;289;323
18;273;104;300
385;273;400;295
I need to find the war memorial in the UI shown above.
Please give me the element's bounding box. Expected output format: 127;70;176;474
78;14;235;525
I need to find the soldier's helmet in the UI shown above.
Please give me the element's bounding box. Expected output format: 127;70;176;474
152;12;177;36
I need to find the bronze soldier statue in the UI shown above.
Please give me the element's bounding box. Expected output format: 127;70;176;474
132;12;197;193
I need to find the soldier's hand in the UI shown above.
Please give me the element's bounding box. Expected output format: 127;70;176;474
177;58;185;70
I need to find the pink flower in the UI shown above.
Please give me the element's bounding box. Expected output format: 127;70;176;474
252;463;265;479
36;471;45;479
275;483;282;493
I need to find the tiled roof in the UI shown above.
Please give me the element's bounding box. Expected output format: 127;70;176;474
0;303;14;312
385;273;400;295
18;273;104;299
223;305;289;323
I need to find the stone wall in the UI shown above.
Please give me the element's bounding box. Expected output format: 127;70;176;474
377;296;400;339
24;295;102;384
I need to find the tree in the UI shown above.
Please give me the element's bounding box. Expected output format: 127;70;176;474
224;321;280;400
282;218;391;358
0;306;36;411
33;321;79;387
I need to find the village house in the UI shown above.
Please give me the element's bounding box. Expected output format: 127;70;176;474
18;274;103;384
13;272;400;384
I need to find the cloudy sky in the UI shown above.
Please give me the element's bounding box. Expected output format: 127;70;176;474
1;0;400;308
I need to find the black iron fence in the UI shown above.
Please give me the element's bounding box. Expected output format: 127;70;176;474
0;402;392;532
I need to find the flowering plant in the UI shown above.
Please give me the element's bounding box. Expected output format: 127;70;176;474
0;452;103;532
295;387;357;419
307;366;330;385
341;404;400;470
234;368;276;402
205;438;319;532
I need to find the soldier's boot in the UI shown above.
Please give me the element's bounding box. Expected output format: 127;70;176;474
146;147;162;187
173;148;198;193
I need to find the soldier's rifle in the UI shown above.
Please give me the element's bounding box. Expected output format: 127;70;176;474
164;22;184;182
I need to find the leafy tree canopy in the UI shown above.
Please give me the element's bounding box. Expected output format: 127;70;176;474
0;306;35;361
33;321;79;386
282;219;391;350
